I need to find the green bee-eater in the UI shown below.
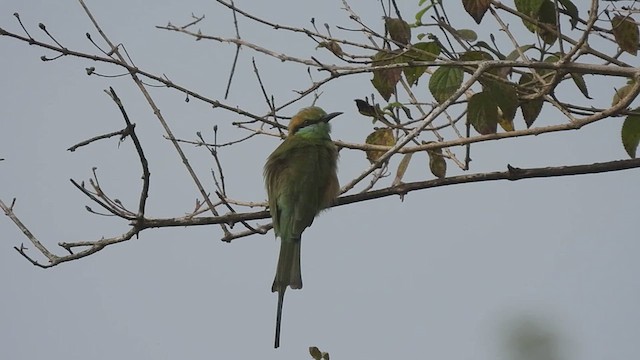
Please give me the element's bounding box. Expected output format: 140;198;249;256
264;106;341;348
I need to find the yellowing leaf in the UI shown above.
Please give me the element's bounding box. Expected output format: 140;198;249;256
371;50;403;101
612;80;636;106
365;128;396;163
427;145;447;178
621;111;640;158
429;67;463;103
612;15;639;55
498;110;515;132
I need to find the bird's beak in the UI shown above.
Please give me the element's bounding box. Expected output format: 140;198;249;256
323;112;343;123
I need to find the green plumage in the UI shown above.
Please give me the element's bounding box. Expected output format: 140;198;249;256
264;106;340;348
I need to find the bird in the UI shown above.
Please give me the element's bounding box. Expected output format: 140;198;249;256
263;106;341;348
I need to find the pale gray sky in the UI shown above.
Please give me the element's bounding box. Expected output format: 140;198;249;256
1;1;638;360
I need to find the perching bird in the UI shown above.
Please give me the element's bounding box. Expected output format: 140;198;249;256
264;106;341;348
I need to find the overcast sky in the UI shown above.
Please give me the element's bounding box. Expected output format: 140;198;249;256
1;1;638;360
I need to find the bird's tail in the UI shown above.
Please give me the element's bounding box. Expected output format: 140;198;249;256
272;238;302;348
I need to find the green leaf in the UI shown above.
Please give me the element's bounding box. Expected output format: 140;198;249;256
468;92;498;135
558;0;579;29
463;0;491;24
537;0;558;45
484;80;519;123
514;0;545;32
385;17;411;45
622;111;640;158
612;15;639;56
570;73;590;99
459;50;494;62
518;73;544;128
415;8;428;24
520;99;543;128
506;45;535;61
365;128;396;163
371;50;403;101
403;41;440;85
385;102;413;120
539;54;560;79
455;29;478;42
459;50;494;74
429;67;463;103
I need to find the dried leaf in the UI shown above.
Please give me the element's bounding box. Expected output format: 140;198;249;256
393;153;413;186
385;17;412;45
612;15;639;55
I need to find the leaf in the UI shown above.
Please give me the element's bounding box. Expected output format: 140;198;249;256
621;110;640;158
520;99;543;128
355;99;377;117
429;67;463;103
365;128;396;163
538;54;560;79
426;145;447;178
514;0;545;32
385;17;411;45
455;29;478;42
309;347;322;360
463;0;491;24
558;0;579;29
468;92;498;134
459;50;494;62
321;352;330;360
536;0;558;45
392;153;413;186
385;102;413;120
402;41;440;85
371;50;403;101
459;50;494;74
506;45;535;61
518;74;544;128
415;7;430;24
498;111;515;132
570;73;591;99
612;80;636;106
317;41;343;56
612;15;639;56
483;80;518;122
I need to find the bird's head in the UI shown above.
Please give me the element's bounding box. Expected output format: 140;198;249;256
288;106;342;136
